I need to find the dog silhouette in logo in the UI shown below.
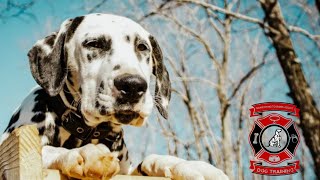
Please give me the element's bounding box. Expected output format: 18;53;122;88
267;129;282;148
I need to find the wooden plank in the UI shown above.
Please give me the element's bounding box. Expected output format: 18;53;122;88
112;175;170;180
44;169;171;180
0;125;43;180
43;169;68;180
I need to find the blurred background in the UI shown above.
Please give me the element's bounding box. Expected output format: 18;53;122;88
0;0;319;179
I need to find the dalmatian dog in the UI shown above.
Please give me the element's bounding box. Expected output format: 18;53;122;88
1;13;228;180
267;129;282;148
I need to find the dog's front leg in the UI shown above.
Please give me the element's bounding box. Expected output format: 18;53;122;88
42;144;120;179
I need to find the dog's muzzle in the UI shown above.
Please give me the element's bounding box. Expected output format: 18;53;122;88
114;74;147;104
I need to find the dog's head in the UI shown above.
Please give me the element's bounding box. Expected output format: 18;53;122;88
27;14;171;127
276;129;282;133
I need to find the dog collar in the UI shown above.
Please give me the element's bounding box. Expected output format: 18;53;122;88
56;87;123;142
60;107;123;142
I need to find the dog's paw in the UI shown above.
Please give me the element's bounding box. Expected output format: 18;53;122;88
56;144;120;179
134;154;228;180
169;161;229;180
132;154;186;177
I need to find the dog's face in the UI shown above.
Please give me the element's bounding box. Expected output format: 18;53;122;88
276;129;282;133
27;14;171;127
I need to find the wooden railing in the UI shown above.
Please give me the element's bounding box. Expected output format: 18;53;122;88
0;125;169;180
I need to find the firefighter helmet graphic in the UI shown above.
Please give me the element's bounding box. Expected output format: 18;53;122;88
249;102;300;175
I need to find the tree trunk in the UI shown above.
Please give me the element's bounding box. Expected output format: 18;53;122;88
316;0;320;15
259;0;320;178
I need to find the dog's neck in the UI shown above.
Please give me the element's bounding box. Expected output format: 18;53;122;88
55;75;123;141
62;68;81;109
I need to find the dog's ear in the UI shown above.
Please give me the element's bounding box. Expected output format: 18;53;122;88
149;35;171;119
28;17;84;96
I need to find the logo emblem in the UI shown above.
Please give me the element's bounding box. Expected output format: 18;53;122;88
249;102;300;175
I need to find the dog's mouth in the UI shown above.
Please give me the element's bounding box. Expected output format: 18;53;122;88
114;110;140;124
81;107;144;126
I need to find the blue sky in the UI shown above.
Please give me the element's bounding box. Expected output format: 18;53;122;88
0;0;87;132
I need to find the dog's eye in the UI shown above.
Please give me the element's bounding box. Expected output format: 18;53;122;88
137;43;149;51
85;40;104;49
83;38;111;51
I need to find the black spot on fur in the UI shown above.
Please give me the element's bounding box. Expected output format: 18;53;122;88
8;127;14;133
44;34;57;48
38;127;45;135
66;16;84;42
31;112;46;123
33;89;49;113
67;70;74;86
32;89;67;119
134;35;141;60
99;138;113;150
125;35;130;42
113;139;124;151
63;84;75;105
87;54;92;62
118;154;123;161
52;126;61;147
100;106;106;115
137;162;148;176
5;110;20;131
146;57;150;64
160;70;171;97
64;48;69;64
125;151;129;160
83;36;112;52
113;65;120;70
63;135;79;149
55;117;62;126
95;101;100;108
104;38;112;52
100;81;104;89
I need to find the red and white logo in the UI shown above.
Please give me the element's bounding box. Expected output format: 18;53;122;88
249;102;300;176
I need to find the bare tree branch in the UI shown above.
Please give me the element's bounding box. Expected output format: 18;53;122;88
87;0;108;13
160;13;220;70
178;0;320;42
0;0;36;22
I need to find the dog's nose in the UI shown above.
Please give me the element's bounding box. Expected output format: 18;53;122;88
114;74;147;103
